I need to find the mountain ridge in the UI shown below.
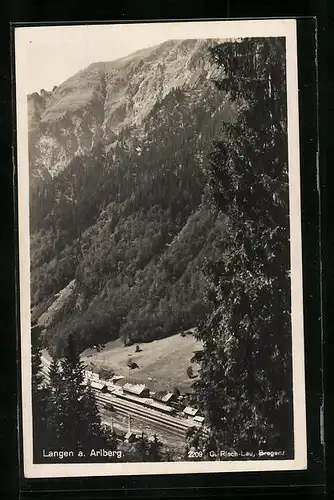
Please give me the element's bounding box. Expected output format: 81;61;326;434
28;38;225;181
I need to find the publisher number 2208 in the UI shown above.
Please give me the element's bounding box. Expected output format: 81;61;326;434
188;450;203;458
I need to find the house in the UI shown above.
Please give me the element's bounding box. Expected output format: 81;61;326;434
169;399;183;411
123;382;149;398
109;375;125;384
194;415;205;425
104;377;124;392
85;370;100;381
152;391;176;404
114;378;127;388
162;392;177;404
152;390;167;402
183;406;199;418
90;380;108;392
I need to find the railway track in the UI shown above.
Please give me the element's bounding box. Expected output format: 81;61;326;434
98;406;187;442
40;356;198;442
93;392;191;440
94;392;190;429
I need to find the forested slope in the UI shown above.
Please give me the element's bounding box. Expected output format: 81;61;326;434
29;40;236;354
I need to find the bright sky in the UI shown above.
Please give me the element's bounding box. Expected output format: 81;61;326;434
16;24;173;94
15;20;294;95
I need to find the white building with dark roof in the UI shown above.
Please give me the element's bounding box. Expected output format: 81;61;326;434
152;390;176;404
183;406;199;418
194;415;205;425
90;380;108;392
123;382;149;397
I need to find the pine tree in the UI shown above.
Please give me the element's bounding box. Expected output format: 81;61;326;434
54;334;107;455
184;443;190;461
148;434;162;462
82;383;104;448
100;423;118;450
55;335;85;452
31;323;44;390
193;38;293;455
137;432;150;461
49;357;61;392
47;357;62;445
31;323;53;456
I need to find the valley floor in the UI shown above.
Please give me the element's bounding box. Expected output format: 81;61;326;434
81;333;203;394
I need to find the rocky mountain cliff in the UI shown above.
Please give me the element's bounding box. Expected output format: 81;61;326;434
28;39;225;184
29;38;237;355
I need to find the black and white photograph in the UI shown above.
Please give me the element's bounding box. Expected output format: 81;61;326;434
14;19;307;477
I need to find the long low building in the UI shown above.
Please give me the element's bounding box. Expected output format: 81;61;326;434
147;399;175;414
122;382;150;398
